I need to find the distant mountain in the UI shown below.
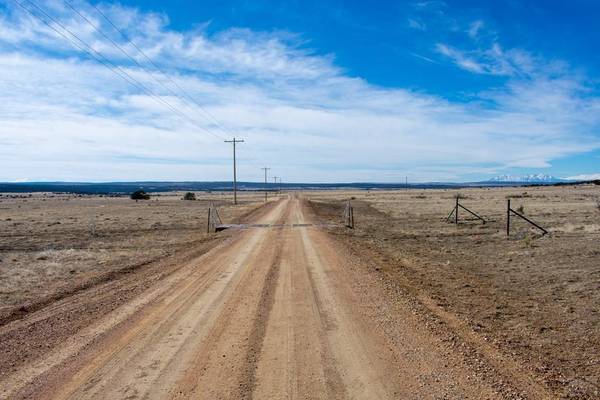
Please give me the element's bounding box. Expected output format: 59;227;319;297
485;174;566;183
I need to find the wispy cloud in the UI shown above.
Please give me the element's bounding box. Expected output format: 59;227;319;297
435;39;569;81
467;20;484;38
0;1;599;182
435;43;485;73
410;52;438;64
413;1;447;10
408;18;426;31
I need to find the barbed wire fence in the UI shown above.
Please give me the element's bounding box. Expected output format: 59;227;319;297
506;199;548;236
446;195;487;225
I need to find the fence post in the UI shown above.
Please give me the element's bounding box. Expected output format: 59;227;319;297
507;201;548;236
507;199;510;236
207;206;211;234
344;200;354;229
455;197;459;225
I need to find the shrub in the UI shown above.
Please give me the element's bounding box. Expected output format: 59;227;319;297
183;192;196;201
130;190;150;200
516;205;525;214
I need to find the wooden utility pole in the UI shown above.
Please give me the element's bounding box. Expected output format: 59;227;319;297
273;176;279;195
261;167;270;202
224;138;244;205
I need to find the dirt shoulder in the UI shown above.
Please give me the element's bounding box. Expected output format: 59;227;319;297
307;187;600;399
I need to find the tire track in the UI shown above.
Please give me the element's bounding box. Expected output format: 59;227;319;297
168;198;289;399
239;234;283;399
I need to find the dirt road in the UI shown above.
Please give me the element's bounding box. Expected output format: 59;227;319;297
1;196;539;399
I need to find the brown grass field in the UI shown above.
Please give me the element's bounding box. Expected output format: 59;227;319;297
1;184;599;398
0;191;265;324
306;183;600;398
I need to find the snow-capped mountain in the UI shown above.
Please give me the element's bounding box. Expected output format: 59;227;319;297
486;174;565;183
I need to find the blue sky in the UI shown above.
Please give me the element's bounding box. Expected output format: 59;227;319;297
1;0;599;182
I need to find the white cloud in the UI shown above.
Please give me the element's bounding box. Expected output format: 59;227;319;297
435;43;485;73
468;20;484;38
408;19;426;31
436;41;553;78
0;1;599;182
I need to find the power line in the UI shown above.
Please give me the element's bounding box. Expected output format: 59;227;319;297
66;1;271;166
64;0;230;137
15;1;139;92
84;1;237;139
15;0;224;140
64;0;213;127
14;0;263;205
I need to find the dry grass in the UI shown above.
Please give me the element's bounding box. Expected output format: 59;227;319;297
306;184;600;398
0;191;266;320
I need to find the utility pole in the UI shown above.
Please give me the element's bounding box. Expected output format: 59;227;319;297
224;138;244;205
261;167;270;202
273;177;279;195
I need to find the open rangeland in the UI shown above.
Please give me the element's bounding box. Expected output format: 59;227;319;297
0;186;598;399
307;184;600;399
0;191;265;325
